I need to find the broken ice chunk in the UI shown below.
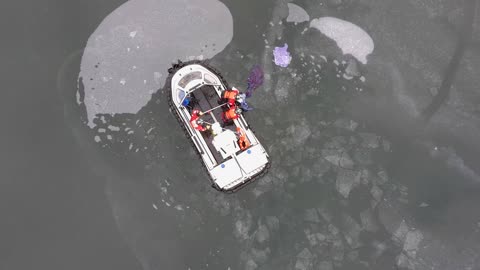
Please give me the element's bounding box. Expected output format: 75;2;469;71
328;224;340;236
234;211;253;240
403;230;423;257
393;220;409;243
377;170;389;184
245;259;258;270
372;240;387;259
419;202;429;207
347;250;359;261
333;118;359;132
252;175;275;197
295;248;314;270
251;248;270;264
107;125;120;131
265;216;280;231
317;261;333;270
336;168;361;198
287;121;311;147
396;229;424;269
331;239;344;261
317;207;333;222
396;253;412;269
359;132;380;148
342;215;362;249
370;185;383;207
304;208;321;223
353;148;374;166
323;151;354;169
344;58;361;77
360;209;379;232
313;158;331;178
254;223;270;243
305;229;326;246
382;139;391;152
304;229;318;246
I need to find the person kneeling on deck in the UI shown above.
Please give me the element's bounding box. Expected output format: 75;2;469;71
190;110;210;131
221;88;240;106
222;106;242;124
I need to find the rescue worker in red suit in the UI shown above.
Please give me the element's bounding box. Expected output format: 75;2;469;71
190;110;209;131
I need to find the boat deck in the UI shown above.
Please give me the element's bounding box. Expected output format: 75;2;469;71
191;85;236;164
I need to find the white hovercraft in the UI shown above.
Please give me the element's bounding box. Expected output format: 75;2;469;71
166;61;270;192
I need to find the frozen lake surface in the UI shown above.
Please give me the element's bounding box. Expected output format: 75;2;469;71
31;0;480;269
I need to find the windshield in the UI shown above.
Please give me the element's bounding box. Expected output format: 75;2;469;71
178;71;202;88
177;88;186;101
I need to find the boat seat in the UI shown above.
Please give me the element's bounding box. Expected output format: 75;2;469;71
212;130;239;159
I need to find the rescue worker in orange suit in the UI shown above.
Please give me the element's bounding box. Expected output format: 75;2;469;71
221;88;240;106
222;106;242;124
190;110;210;131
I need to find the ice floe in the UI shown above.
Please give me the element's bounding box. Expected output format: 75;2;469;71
265;216;280;231
304;208;321;223
295;248;314;270
342;214;362;248
336;168;361;198
333;118;359;132
310;17;374;64
79;0;233;127
254;223;270;243
286;3;310;24
234;210;253;240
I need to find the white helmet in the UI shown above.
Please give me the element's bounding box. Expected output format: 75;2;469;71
211;123;222;135
235;107;243;115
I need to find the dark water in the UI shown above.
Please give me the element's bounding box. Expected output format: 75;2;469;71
1;1;141;269
3;0;480;269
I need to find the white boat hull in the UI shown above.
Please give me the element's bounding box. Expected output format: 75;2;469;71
166;61;270;192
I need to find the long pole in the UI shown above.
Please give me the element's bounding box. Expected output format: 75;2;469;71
201;103;228;114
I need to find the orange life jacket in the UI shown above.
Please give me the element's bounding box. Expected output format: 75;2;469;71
236;127;251;150
223;89;239;106
224;107;239;120
223;89;238;100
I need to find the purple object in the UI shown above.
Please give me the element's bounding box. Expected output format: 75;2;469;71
246;64;264;98
240;100;253;111
273;43;292;67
